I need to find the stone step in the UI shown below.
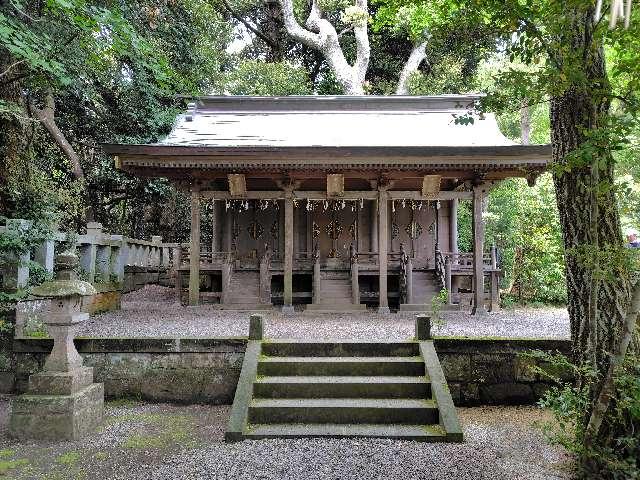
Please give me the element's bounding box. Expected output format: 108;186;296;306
254;376;430;399
243;423;448;441
303;304;367;313
248;398;439;425
261;341;420;357
257;356;425;376
219;304;272;311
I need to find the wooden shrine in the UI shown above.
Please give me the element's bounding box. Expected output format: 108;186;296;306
104;95;550;314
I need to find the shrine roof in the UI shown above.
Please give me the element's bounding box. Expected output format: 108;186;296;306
103;95;551;178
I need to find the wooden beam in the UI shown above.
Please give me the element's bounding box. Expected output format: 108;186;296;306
200;190;473;200
387;191;472;200
189;186;201;306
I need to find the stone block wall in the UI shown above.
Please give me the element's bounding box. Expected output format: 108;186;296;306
4;337;572;406
434;338;572;405
9;338;246;404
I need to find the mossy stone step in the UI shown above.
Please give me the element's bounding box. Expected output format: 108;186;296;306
248;398;439;425
257;356;425;376
262;341;420;357
244;423;448;441
254;375;430;399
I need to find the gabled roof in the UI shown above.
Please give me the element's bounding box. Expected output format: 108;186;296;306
102;95;551;180
158;95;513;148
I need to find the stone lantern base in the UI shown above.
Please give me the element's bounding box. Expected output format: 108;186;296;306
9;367;104;441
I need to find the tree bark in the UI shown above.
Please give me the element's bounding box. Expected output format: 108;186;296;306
550;6;637;465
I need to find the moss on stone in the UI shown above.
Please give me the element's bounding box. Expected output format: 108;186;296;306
31;279;96;298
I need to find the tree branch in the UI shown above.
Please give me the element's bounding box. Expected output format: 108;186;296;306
29;91;85;182
353;0;370;86
278;0;322;49
278;0;363;94
395;39;428;95
219;0;277;49
0;59;25;79
584;279;640;444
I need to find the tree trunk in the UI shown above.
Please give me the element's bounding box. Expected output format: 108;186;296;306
520;102;531;145
550;6;637;470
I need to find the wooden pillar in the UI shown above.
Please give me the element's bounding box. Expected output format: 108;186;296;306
188;186;201;306
370;199;378;254
283;193;294;313
471;185;487;315
378;190;390;313
449;198;460;299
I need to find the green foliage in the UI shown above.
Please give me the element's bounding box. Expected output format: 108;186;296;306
526;351;640;479
456;175;566;305
430;289;448;330
225;61;312;95
487;176;566;304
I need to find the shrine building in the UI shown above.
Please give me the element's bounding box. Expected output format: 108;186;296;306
103;95;550;315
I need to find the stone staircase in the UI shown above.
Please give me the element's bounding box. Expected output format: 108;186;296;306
221;271;271;310
305;271;366;313
226;330;462;442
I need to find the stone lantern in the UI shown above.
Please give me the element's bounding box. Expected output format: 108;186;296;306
9;251;104;441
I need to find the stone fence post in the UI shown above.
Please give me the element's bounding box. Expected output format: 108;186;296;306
79;222;103;283
110;235;126;283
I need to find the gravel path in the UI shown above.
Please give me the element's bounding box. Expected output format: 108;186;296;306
81;285;570;339
0;397;572;480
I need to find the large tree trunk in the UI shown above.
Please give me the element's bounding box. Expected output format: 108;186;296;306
550;6;637;471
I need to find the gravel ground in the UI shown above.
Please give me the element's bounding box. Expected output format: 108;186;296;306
80;285;570;339
0;397;572;480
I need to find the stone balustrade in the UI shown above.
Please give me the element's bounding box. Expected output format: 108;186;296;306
0;220;179;336
0;220;178;294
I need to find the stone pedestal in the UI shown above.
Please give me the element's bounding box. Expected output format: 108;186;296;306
9;368;104;441
9;251;104;441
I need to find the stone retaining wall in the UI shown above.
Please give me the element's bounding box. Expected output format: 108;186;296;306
2;337;572;406
434;338;571;405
